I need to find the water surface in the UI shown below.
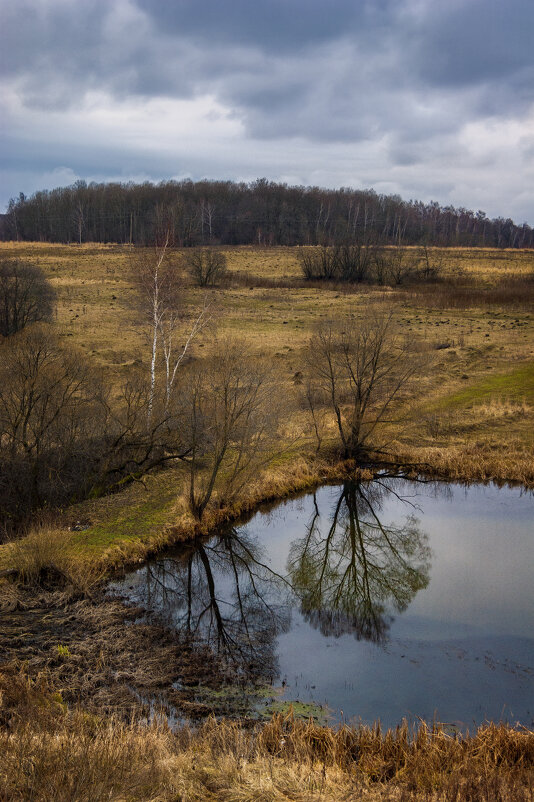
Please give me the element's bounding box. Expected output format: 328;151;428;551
112;478;534;729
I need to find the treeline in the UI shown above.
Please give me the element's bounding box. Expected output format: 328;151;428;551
3;178;533;248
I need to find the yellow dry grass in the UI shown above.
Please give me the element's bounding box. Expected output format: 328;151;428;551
0;241;533;568
1;668;532;802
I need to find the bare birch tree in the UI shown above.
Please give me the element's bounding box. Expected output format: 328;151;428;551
131;237;210;424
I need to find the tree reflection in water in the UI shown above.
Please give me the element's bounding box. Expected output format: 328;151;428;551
136;529;291;681
288;481;431;643
126;479;431;682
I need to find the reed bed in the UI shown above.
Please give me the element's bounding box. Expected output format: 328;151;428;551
393;442;534;488
1;670;532;801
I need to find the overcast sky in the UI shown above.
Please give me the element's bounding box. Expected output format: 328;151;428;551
1;0;533;223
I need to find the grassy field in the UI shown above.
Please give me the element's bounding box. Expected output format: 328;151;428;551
1;243;533;801
0;241;533;564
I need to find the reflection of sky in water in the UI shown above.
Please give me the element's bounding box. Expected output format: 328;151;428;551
113;480;534;729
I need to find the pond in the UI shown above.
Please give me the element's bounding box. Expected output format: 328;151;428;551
111;478;534;730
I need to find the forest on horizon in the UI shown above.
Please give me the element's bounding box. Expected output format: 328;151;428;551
2;178;533;249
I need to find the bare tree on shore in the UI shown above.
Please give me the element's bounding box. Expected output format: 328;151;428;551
182;341;281;520
305;308;422;459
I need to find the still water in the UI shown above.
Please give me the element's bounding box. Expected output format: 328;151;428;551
113;479;534;729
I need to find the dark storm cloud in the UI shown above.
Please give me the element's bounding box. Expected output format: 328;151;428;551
410;1;534;88
135;0;364;52
2;0;533;138
1;0;533;220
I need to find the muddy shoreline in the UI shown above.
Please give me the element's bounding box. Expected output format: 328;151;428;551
1;581;272;722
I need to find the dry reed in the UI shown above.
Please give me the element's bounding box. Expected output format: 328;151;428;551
1;670;532;801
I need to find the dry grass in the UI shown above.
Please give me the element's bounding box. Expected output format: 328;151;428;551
0;669;532;802
1;242;533;800
0;241;533;568
406;272;534;310
0;526;104;598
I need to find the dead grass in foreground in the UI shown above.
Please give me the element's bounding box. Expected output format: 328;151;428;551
0;584;239;723
1;669;533;802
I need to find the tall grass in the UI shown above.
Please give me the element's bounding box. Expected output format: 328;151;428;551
1;525;103;597
1;669;532;801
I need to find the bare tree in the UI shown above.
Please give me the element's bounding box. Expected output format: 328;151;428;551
0;260;55;337
0;326;94;461
0;326;101;521
418;244;445;281
305;309;421;458
160;298;212;411
199;200;216;241
185;248;228;287
298;245;339;281
337;243;375;283
182;340;280;520
94;370;194;494
383;246;418;285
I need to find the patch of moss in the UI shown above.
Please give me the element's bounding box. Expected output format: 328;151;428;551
190;683;330;724
261;698;331;725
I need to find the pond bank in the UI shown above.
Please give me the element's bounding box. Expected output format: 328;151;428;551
1;460;534;801
2;665;533;802
5;442;530;583
67;444;534;578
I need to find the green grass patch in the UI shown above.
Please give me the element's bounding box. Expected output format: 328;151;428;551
69;476;181;554
261;698;331;725
432;361;534;411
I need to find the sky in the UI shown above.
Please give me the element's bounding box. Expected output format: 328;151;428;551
1;0;533;223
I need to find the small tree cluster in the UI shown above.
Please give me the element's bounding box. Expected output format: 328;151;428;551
0;325;196;536
130;245;279;521
299;245;423;285
185;248;228;287
0;244;285;536
0;259;55;337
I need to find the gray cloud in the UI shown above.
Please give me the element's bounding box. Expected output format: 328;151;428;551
1;0;533;221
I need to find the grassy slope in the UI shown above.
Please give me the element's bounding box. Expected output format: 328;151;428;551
0;242;533;569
